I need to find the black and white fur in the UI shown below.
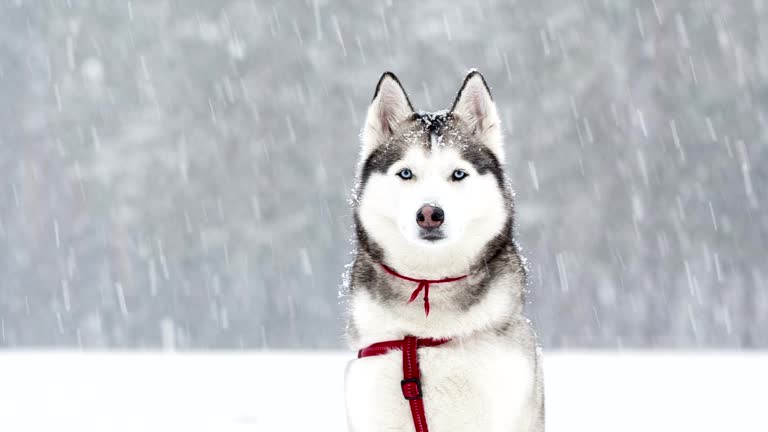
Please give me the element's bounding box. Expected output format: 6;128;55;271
344;71;544;432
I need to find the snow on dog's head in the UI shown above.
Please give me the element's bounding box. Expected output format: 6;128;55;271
354;71;513;275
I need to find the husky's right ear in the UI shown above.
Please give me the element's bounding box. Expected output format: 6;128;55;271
361;72;414;158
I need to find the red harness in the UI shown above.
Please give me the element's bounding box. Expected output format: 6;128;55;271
358;336;450;432
355;266;467;431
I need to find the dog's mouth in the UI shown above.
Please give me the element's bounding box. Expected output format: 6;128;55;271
418;229;446;242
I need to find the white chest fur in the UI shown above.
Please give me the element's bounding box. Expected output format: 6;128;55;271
345;337;534;432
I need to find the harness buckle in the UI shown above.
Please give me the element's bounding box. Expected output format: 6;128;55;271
400;378;423;400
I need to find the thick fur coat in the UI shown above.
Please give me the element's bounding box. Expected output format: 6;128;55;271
344;71;544;432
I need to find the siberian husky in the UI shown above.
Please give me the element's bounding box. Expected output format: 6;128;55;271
344;71;544;432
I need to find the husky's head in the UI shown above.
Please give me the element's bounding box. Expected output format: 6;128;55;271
353;71;513;275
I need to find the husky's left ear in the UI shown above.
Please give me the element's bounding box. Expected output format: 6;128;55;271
450;70;503;159
361;72;414;159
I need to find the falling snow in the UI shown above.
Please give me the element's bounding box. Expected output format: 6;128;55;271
0;0;766;349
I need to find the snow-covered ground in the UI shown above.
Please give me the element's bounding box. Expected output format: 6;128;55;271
1;351;766;432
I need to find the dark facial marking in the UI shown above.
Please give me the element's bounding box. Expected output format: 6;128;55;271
353;212;384;262
414;111;449;135
425;111;506;191
358;117;431;190
415;111;506;190
360;143;407;189
459;139;506;190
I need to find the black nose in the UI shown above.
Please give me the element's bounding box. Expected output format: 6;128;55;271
416;205;444;229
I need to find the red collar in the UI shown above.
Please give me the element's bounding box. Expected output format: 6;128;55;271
358;336;450;432
379;264;468;316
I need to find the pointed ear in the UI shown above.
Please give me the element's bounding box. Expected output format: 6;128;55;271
361;72;414;158
450;70;504;158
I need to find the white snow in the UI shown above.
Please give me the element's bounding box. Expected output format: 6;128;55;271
0;351;765;432
80;57;104;83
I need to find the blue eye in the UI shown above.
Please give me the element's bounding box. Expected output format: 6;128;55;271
397;168;413;180
451;169;468;181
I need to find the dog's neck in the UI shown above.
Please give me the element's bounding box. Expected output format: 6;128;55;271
379;252;475;281
347;245;525;348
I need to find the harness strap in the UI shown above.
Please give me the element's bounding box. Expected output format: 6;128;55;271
402;336;428;432
358;336;451;432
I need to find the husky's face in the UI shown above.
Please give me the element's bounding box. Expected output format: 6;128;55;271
354;71;512;272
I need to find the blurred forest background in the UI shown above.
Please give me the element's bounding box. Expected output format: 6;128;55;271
0;0;766;349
